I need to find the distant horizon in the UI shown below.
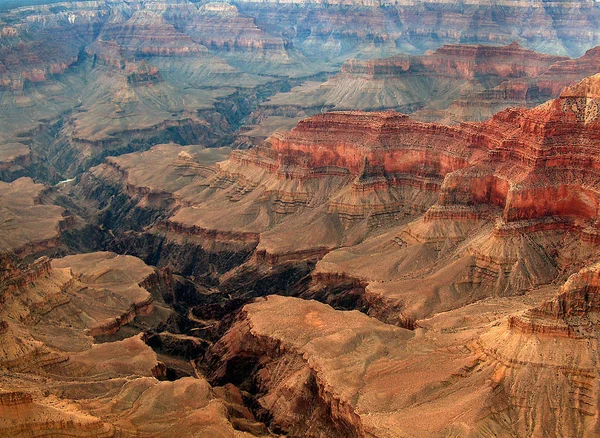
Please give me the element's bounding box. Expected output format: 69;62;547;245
0;0;103;11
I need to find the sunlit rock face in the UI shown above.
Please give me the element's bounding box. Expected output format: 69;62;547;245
76;74;600;319
253;42;600;129
0;250;269;438
3;1;600;437
201;78;600;437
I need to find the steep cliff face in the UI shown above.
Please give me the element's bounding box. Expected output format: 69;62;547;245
181;3;286;54
67;75;600;351
309;74;600;327
472;261;600;437
254;41;600;134
99;9;208;57
75;75;600;311
5;2;600;435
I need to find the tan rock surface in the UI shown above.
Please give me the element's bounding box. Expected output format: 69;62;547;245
213;292;594;437
0;251;264;437
0;177;67;256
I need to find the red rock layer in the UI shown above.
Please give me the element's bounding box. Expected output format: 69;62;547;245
237;72;600;235
423;42;568;79
510;262;600;338
427;75;600;231
268;111;476;176
340;42;567;80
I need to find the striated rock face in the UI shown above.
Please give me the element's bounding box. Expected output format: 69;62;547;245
267;110;474;175
256;41;600;131
182;3;286;53
304;74;600;327
0;251;266;437
5;2;600;436
75;76;600;322
340;42;567;81
208;294;526;437
508;261;600;338
99;10;207;57
472;262;600;437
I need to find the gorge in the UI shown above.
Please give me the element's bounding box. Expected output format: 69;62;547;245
2;0;600;437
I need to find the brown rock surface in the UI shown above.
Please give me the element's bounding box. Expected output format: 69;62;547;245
3;0;600;182
0;251;263;437
74;80;600;434
183;3;286;54
5;1;600;436
79;75;600;292
211;292;593;437
254;42;600;135
0;177;69;257
99;9;207;57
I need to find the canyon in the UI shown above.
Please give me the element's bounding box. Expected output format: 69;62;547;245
2;0;600;437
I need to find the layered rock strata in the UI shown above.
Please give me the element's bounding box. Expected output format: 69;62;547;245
255;42;600;134
210;290;600;437
76;75;600;328
0;251;265;437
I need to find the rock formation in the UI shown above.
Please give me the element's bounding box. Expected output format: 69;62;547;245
99;9;207;57
251;42;600;137
182;3;286;54
0;250;267;437
62;73;600;436
0;177;71;257
77;73;600;296
3;1;600;436
2;0;600;181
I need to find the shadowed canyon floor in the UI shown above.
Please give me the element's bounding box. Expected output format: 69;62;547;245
4;0;600;437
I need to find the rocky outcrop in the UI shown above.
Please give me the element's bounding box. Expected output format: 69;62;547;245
0;2;105;91
99;10;207;57
256;41;600;128
0;250;268;437
0;143;33;181
473;262;600;437
207;296;414;437
210;295;546;437
0;177;71;257
73;76;600;327
182;3;286;53
508;261;600;339
341;42;566;80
